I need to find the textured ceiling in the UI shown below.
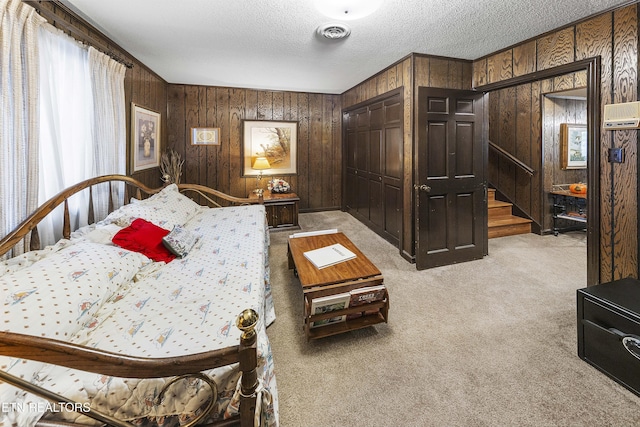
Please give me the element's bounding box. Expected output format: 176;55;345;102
61;0;630;94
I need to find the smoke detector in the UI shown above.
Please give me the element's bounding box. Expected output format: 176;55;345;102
317;23;351;40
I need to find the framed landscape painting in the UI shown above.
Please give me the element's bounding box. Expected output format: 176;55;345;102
241;120;297;177
131;103;161;172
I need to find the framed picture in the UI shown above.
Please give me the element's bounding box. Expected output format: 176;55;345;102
241;120;297;177
560;123;587;170
191;127;220;145
131;103;161;172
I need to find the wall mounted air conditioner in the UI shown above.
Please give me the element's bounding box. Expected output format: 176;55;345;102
603;101;640;129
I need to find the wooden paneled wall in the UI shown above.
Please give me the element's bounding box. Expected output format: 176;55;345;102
342;54;472;259
342;58;412;107
32;1;168;189
475;4;638;282
166;86;342;211
126;65;167;187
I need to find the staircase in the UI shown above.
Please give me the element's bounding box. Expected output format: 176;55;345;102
488;188;532;238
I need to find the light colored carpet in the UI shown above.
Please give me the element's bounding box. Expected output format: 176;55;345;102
266;211;640;426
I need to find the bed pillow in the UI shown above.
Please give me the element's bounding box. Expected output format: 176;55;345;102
71;223;123;245
112;218;176;263
162;225;200;257
102;184;201;228
1;241;150;338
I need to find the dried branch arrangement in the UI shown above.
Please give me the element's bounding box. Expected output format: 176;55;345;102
160;149;184;184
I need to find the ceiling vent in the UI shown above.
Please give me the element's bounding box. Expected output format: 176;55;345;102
603;101;640;130
317;23;351;40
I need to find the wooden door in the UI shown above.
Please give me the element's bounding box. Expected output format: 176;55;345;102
382;98;403;243
345;107;369;216
416;88;486;270
368;104;384;228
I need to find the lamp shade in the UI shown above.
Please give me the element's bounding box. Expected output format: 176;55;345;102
252;157;271;170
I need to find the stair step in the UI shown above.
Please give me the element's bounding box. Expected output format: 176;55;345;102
488;215;533;239
488;200;513;218
487;188;532;238
488;215;532;226
488;199;511;207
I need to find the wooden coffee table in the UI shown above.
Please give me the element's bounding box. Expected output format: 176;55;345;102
287;232;389;340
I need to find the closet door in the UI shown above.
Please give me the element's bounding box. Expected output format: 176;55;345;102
355;110;370;219
343;91;403;248
383;97;402;243
345;107;368;218
369;103;384;229
345;112;358;212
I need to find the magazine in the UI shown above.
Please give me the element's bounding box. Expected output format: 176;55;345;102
349;284;386;307
310;292;350;328
303;243;356;269
346;285;386;320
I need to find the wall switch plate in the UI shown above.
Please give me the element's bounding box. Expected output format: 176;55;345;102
608;147;625;163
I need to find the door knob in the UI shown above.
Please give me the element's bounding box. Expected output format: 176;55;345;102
413;184;431;192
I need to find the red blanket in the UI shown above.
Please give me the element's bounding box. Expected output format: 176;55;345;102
112;218;176;263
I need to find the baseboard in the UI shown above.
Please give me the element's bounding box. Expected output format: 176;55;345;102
299;206;341;213
401;250;415;263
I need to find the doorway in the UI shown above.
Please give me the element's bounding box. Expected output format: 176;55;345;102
542;87;588;233
480;57;601;286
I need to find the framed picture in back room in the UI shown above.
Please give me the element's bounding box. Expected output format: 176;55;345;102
560;123;587;170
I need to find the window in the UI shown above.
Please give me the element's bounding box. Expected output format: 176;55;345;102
36;27;127;246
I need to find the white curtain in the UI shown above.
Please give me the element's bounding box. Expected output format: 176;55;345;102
0;0;45;257
38;27;127;246
89;46;127;219
38;25;94;245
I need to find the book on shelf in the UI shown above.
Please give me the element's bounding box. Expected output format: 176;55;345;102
310;292;350;328
346;285;387;320
303;243;356;269
349;284;386;307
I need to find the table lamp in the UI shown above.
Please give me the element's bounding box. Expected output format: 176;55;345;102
252;157;271;195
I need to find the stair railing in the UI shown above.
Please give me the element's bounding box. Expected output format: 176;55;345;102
488;140;534;176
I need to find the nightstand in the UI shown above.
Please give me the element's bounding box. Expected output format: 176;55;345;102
249;190;300;231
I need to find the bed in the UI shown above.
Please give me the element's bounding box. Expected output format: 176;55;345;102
0;175;278;427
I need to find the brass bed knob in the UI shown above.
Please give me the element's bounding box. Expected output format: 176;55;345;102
236;308;259;340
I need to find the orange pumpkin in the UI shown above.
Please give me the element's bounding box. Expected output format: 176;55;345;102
569;183;587;194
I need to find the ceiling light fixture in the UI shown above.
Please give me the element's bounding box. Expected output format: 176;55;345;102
313;0;384;21
317;23;351;40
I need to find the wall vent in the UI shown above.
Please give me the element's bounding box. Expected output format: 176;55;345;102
603;101;640;130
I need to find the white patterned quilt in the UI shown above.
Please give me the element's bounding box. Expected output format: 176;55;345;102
0;203;278;427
